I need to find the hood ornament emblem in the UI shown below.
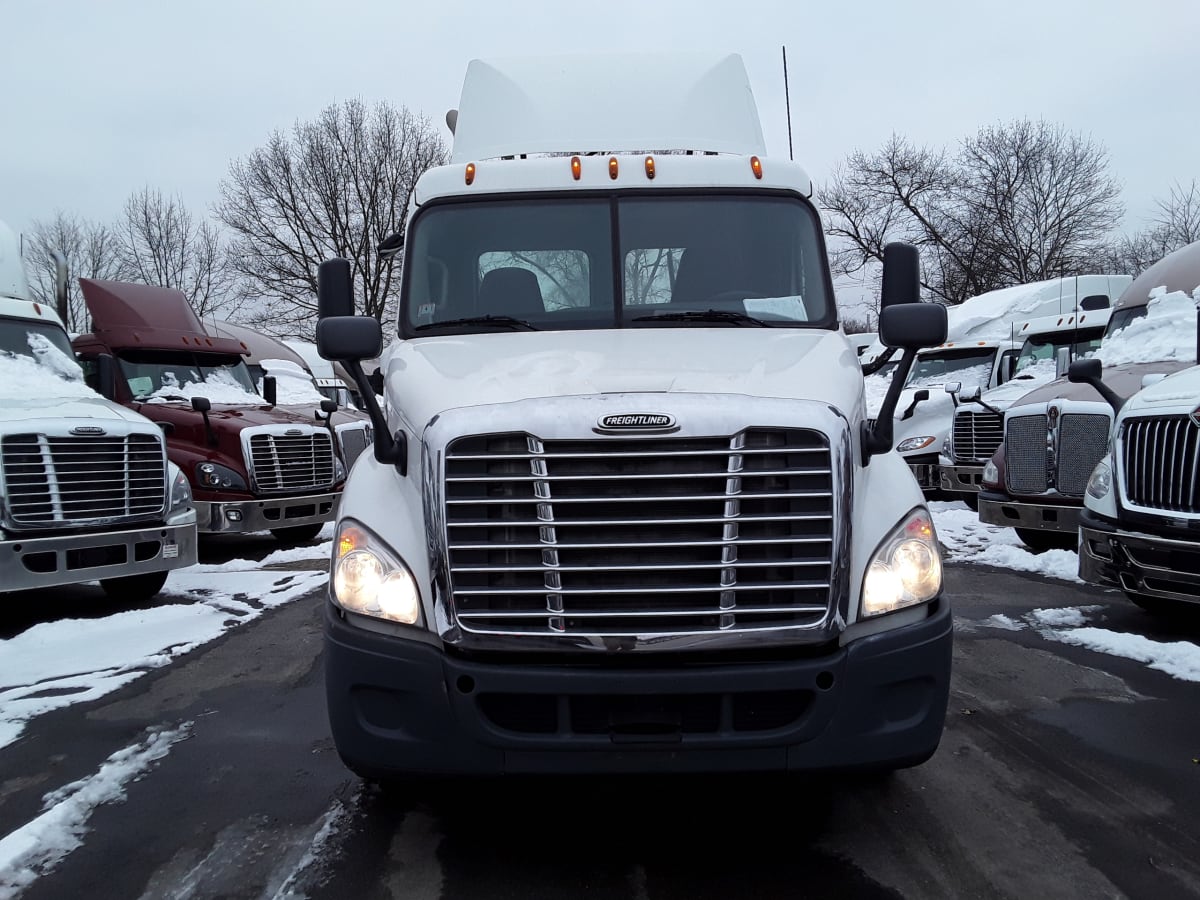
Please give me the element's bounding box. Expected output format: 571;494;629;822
597;413;677;433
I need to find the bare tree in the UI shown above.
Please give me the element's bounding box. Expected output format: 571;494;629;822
821;120;1123;305
117;187;236;319
23;212;126;333
1103;179;1200;276
216;99;448;340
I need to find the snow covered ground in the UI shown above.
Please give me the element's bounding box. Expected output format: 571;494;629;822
929;500;1082;583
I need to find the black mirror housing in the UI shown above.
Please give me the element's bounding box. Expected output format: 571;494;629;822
318;316;383;362
879;303;947;351
261;374;277;407
321;398;338;414
318;257;355;319
880;242;920;308
1068;358;1102;384
191;396;211;413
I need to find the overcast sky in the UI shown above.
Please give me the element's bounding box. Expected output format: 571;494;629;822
3;0;1196;246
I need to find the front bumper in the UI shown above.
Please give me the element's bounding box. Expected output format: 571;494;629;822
939;463;985;494
324;599;953;778
1079;510;1200;604
1;515;198;593
195;492;339;534
902;453;941;491
978;492;1080;533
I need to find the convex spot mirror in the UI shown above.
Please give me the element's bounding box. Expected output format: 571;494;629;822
879;302;948;351
961;385;982;402
944;382;962;395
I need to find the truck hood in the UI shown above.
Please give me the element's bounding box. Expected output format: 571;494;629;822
384;329;862;431
130;400;330;432
1122;364;1200;414
1003;360;1193;408
0;395;154;427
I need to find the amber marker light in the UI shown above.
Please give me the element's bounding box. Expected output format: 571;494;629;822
750;156;763;179
609;157;619;180
338;528;363;558
571;156;582;180
465;163;476;185
645;156;656;179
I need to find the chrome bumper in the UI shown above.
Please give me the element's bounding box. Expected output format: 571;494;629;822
0;514;198;593
939;463;985;494
1080;521;1200;605
908;463;941;490
978;496;1080;533
195;492;339;534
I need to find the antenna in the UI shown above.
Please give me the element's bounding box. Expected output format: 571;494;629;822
782;46;794;161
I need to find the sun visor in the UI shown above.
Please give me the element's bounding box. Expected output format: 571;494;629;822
78;278;248;355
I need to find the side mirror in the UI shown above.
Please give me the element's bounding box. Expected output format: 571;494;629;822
879;303;947;350
880;242;920;308
318;257;354;319
944;382;962;395
191;396;218;446
961;385;982;403
191;396;211;413
1080;294;1109;311
317;316;383;362
262;374;277;407
321;398;338;414
1054;347;1071;379
1068;359;1123;413
378;232;404;259
96;354;116;399
1002;353;1017;383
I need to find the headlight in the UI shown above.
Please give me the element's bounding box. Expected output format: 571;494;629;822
861;508;943;618
167;464;192;514
896;435;937;453
194;461;248;491
331;520;422;626
1086;460;1112;500
982;460;999;487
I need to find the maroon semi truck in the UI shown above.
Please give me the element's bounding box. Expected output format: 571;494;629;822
72;279;345;543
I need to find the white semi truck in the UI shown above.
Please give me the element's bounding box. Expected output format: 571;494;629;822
313;53;952;781
0;218;197;599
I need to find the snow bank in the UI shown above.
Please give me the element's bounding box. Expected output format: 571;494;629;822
1096;288;1199;367
929;501;1082;582
260;358;324;405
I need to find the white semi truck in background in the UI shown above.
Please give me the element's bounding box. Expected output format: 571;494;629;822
0;218;197;600
313;53;953;782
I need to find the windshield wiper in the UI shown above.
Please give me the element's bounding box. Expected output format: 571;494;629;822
632;309;771;327
414;315;539;332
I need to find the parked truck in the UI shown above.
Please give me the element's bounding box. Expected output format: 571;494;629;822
864;275;1129;492
0;218;197;599
71;278;347;543
977;241;1200;551
312;53;952;781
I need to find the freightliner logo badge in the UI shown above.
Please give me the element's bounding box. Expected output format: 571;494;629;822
70;426;106;435
598;413;676;431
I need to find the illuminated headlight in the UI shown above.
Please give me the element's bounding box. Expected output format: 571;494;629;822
982;460;999;487
167;464;192;514
896;435;937;453
861;508;943;618
331;520;422;626
195;461;248;490
1086;460;1112;500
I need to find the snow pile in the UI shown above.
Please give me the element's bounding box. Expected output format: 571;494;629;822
929;501;1082;582
862;372;892;418
260;357;324;405
1096;288;1199;367
946;277;1105;342
0;333;96;402
146;368;262;405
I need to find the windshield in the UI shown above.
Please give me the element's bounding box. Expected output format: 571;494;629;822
401;194;834;335
117;350;260;404
906;347;995;390
0;316;96;401
1103;305;1148;340
1015;326;1105;374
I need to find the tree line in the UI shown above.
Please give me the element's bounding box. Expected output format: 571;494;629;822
23;107;1198;338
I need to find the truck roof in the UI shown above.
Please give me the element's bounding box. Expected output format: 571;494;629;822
209;319;307;369
78;278;248;355
1015;306;1112;339
449;52;767;163
0;294;67;328
1114;239;1200;311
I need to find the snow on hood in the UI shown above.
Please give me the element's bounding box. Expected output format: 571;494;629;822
145;368;261;406
384;329;863;433
260;358;324;405
0;337;96;403
1096;288;1199;367
1124;364;1200;413
976;358;1061;407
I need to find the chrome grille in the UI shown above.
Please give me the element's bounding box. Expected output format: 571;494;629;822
1;433;166;527
1056;414;1111;497
444;428;834;637
1123;416;1200;514
952;409;1003;463
336;424;371;469
1005;414;1050;494
247;431;336;492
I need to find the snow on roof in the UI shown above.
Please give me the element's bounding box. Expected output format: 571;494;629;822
1096;288;1199;367
944;274;1130;342
449;52;767;162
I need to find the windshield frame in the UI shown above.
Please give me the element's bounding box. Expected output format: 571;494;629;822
397;188;838;338
904;346;997;389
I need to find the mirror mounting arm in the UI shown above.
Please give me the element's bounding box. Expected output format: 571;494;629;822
862;348;920;465
340;359;407;476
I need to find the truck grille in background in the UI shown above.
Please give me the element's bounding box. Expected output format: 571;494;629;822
952;410;1003;463
1123;416;1200;514
248;432;336;492
443;428;835;637
1056;414;1111;497
1;433;166;527
337;425;371;469
1005;414;1049;494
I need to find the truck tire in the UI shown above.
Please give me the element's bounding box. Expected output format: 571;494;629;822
99;570;169;601
1015;528;1075;554
271;523;324;544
